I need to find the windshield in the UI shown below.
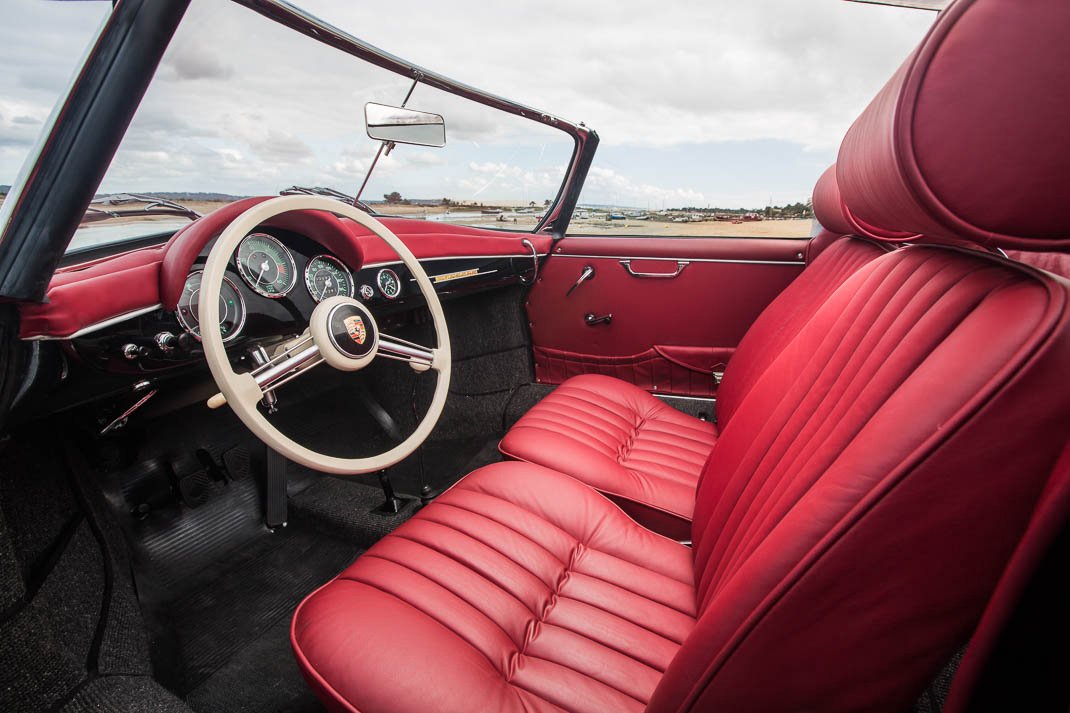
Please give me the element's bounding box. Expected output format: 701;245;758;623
54;0;575;253
2;1;934;254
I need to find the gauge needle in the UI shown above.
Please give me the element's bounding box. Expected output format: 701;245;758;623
319;277;333;300
255;260;269;286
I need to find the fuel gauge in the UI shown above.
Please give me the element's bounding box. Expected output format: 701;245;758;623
377;268;401;299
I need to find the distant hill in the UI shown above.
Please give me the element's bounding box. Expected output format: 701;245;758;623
92;191;248;202
0;185;10;196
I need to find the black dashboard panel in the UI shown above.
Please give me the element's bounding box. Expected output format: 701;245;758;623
65;228;534;375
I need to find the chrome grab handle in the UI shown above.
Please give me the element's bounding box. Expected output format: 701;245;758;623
519;238;539;284
619;259;690;278
584;312;612;326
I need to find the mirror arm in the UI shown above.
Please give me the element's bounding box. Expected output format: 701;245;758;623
353;75;421;208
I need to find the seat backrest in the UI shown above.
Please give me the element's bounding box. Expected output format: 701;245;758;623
651;1;1070;709
717;166;887;426
655;243;1070;713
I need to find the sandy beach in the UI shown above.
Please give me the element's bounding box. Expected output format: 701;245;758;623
51;198;814;241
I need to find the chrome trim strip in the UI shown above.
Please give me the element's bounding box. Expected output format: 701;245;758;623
554;254;804;266
22;303;163;341
425;268;498;284
656;394;717;404
360;253;548;269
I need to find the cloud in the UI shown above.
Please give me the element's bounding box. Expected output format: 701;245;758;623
0;0;933;207
162;42;234;81
582;166;706;208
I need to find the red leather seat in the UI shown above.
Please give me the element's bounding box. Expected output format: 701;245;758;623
293;463;696;713
500;166;885;533
296;244;1070;713
499;374;717;536
294;2;1070;710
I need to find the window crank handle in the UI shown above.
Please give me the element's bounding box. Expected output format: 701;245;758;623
566;265;595;296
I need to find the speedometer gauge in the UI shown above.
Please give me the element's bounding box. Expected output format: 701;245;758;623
175;271;246;342
235;233;296;298
377;268;402;299
305;255;354;302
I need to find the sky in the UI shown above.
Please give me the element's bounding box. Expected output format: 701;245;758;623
0;0;934;209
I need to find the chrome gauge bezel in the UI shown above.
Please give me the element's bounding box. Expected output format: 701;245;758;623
175;270;247;343
304;254;355;303
235;232;297;299
377;267;402;299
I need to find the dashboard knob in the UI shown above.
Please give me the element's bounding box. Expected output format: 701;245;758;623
121;343;140;361
155;332;179;353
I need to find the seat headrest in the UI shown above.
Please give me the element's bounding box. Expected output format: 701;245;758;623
811;165;853;236
837;0;1070;252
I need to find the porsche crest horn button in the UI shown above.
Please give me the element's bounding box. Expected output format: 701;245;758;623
344;315;367;345
327;303;376;358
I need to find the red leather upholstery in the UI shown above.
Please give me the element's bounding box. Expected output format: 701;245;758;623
292;463;696;713
296;244;1070;713
1006;250;1070;281
531;346;729;399
499;374;716;533
502;236;884;528
811;164;853;236
653;246;1070;713
837;0;1070;250
526;237;805;395
715;236;887;425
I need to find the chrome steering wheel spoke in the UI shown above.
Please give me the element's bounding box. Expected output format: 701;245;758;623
251;334;324;394
208;333;324;409
377;332;436;371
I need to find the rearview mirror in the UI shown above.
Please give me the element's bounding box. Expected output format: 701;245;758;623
364;103;446;148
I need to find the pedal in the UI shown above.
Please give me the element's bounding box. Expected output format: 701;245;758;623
264;448;288;529
222;446;251;481
177;469;213;508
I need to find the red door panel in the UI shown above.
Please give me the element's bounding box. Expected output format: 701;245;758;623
526;236;806;396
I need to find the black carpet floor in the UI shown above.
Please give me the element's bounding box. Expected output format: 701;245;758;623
135;474;415;713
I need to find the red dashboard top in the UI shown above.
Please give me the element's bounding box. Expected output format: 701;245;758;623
19;198;549;339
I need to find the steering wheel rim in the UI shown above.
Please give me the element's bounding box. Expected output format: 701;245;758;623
198;195;451;475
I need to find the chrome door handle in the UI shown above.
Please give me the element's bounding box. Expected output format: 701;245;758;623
567;265;595;296
584;312;612;326
519;238;539;284
619;259;690;278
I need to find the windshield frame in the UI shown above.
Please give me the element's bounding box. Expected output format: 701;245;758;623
0;0;597;301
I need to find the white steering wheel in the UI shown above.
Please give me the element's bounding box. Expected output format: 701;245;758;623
197;195;451;474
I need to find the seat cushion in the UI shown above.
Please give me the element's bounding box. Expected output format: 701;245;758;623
292;462;695;713
499;374;716;531
499;237;883;532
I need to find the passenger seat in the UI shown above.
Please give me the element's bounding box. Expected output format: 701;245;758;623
500;166;888;535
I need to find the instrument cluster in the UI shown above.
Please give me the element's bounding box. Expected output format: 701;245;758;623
176;229;382;344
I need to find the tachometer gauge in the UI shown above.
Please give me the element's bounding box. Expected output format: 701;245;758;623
377;268;402;299
235;232;297;298
305;254;354;302
175;271;246;342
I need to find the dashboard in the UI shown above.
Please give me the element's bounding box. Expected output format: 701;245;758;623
12;206;548;420
69;227;537;373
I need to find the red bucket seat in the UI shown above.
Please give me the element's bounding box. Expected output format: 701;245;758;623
499;165;886;533
292;1;1070;710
